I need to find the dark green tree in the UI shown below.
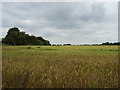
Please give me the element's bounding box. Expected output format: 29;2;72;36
2;27;51;45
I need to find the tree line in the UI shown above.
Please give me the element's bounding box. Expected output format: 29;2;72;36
101;42;120;45
2;27;51;45
1;27;120;46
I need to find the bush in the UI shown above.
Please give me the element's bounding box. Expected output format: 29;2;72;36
37;47;41;48
27;47;32;49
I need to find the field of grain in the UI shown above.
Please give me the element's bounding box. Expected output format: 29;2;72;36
2;45;118;88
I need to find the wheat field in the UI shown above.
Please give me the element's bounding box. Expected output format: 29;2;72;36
2;45;118;88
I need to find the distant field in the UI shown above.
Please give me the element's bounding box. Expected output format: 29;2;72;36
2;45;118;88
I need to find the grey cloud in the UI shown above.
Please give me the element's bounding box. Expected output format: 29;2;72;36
79;3;105;22
2;2;106;29
1;2;118;44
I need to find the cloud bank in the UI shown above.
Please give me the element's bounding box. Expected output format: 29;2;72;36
2;2;118;44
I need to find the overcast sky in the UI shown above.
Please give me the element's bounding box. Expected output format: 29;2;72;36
1;2;118;44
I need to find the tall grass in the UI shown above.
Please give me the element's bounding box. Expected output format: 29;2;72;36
2;46;118;88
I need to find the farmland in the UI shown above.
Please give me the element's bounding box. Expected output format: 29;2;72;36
2;45;118;88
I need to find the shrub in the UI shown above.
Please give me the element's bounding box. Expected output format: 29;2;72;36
27;47;32;49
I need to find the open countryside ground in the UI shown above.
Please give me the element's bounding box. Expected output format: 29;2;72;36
2;45;118;88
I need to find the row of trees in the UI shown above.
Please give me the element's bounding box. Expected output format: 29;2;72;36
51;42;120;46
2;27;51;45
1;27;120;46
101;42;120;45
